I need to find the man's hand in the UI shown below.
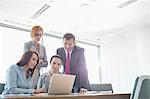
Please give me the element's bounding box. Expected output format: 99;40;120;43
79;88;88;93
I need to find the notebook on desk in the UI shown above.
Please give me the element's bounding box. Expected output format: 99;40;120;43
48;74;76;95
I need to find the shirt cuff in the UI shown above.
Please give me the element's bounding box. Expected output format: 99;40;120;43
27;89;35;94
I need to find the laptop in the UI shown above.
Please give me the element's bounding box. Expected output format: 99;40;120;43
48;74;76;95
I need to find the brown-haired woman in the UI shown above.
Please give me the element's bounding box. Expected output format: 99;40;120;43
2;51;46;94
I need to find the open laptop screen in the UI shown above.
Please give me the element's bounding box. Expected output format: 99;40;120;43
48;74;76;95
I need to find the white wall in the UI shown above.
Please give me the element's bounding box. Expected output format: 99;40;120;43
100;25;150;93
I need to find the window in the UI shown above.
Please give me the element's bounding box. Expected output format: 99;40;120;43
43;36;100;83
0;26;30;83
0;26;100;84
77;43;100;83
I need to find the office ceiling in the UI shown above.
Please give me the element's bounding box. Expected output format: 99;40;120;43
0;0;150;44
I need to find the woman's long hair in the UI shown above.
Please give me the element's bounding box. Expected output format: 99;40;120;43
17;51;39;76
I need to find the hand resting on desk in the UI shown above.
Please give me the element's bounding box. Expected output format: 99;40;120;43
34;88;47;94
79;88;88;93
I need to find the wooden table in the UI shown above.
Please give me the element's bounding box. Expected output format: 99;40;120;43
0;93;130;99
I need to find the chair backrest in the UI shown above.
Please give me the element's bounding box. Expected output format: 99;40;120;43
130;75;150;99
130;77;139;99
89;83;113;93
0;83;5;94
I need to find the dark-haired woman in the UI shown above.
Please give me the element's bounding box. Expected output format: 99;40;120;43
37;55;62;92
2;51;46;94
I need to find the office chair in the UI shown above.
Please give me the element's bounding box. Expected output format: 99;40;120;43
89;83;113;93
0;83;5;94
130;75;150;99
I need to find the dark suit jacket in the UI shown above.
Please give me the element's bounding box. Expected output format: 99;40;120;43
57;46;90;92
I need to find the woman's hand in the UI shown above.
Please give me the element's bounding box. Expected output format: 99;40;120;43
39;59;43;64
29;48;35;52
34;88;47;94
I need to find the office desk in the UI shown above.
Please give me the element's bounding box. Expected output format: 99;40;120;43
0;93;130;99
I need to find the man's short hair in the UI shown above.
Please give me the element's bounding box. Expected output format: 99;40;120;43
63;33;75;40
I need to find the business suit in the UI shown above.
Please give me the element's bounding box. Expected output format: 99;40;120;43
24;41;48;67
57;46;90;92
2;65;35;94
24;41;48;88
